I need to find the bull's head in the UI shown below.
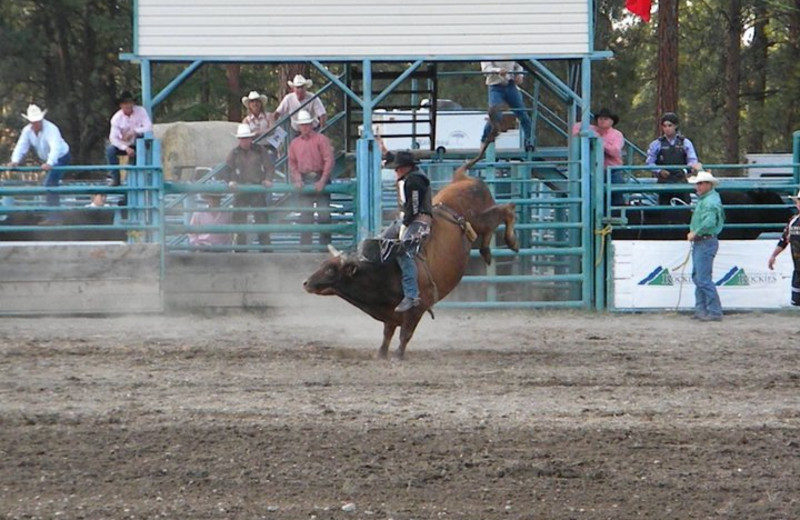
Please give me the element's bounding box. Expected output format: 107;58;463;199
302;245;359;296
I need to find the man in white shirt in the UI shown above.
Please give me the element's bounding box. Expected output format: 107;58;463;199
8;104;71;214
106;91;153;186
273;75;327;134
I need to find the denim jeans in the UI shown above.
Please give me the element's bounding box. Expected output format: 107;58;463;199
692;237;722;317
381;219;429;300
480;82;532;147
106;144;135;186
44;152;71;210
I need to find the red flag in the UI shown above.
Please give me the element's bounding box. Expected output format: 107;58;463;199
626;0;652;22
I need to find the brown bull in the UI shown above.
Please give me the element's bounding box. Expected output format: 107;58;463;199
303;162;519;359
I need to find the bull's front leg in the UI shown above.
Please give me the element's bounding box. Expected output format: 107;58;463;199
378;322;397;360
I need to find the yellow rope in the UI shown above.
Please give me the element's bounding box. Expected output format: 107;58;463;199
593;224;613;267
670;244;693;310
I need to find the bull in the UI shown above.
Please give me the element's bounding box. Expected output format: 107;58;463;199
303;158;519;360
613;189;792;240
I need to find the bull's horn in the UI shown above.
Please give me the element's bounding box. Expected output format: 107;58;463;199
327;244;342;257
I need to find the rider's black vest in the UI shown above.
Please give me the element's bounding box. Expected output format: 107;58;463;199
656;135;688;166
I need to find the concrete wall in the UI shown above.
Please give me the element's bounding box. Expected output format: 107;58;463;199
0;244;162;315
164;252;328;311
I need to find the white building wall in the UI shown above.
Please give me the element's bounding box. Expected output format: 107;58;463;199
136;0;590;59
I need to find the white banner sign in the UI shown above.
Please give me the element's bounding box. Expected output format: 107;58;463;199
613;240;796;309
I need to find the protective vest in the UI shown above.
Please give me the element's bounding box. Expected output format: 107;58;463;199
656;135;689;182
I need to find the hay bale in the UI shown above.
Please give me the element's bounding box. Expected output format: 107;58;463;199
153;121;239;180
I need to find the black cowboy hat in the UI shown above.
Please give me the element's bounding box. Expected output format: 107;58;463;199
115;91;136;105
384;150;418;169
594;107;619;126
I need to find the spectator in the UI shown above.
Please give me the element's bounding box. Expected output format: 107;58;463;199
687;171;725;321
273;74;327;134
573;108;625;207
106;91;153;187
241;90;273;136
767;189;800;306
8;104;71;221
188;193;233;249
218;124;277;250
381;150;433;313
479;61;533;150
646;112;702;206
86;193;108;208
288;110;334;247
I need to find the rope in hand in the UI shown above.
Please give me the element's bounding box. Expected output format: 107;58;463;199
593;224;613;267
671;243;693;310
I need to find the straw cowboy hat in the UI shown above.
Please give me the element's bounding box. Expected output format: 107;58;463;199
241;90;269;108
688;171;720;184
233;123;256;139
288;74;313;89
789;189;800;200
21;104;46;122
295;109;316;126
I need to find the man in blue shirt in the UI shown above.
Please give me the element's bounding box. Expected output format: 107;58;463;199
645;112;702;206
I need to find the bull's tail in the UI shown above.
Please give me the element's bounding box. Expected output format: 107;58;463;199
453;105;505;182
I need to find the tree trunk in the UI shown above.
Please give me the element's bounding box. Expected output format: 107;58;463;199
746;0;768;154
656;0;679;136
226;64;241;122
723;0;742;167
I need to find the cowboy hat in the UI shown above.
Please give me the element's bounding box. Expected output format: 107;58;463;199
241;90;268;108
594;107;619;126
295;109;316;126
789;189;800;200
233;123;256;139
688;171;719;184
288;74;313;88
115;91;136;105
21;104;46;122
384;150;418;169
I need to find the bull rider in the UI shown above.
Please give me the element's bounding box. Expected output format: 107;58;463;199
382;150;433;313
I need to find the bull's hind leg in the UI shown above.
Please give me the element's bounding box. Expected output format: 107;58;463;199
378;322;397;360
473;203;519;265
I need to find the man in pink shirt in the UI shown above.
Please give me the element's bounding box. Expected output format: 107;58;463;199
573;108;625;206
106;91;153;186
288;110;334;247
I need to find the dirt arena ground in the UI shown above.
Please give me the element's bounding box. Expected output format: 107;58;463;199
1;306;799;519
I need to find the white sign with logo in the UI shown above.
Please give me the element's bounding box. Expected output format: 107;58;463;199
613;240;796;309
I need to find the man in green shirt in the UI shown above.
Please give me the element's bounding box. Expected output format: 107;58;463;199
687;171;725;321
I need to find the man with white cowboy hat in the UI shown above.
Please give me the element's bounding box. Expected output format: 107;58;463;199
273;74;327;133
288;109;334;247
687;170;725;321
767;188;800;306
241;90;273;136
106;90;153;187
8;104;71;218
217;123;277;249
